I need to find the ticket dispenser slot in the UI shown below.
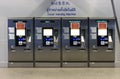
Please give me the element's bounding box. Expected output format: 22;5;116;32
26;29;31;48
81;29;85;49
53;29;58;49
108;29;113;49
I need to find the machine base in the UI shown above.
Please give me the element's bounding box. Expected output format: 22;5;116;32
89;62;114;68
35;62;61;68
62;62;88;67
8;62;33;68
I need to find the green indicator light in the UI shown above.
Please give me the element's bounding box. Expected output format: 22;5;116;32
96;20;107;23
69;21;81;23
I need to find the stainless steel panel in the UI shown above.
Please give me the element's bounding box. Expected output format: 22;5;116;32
63;49;88;61
90;62;114;67
8;62;33;68
90;52;114;61
62;62;88;67
35;50;60;61
9;53;33;61
35;62;60;67
90;47;115;61
8;48;33;61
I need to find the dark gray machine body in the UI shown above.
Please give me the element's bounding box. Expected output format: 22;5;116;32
62;17;88;67
8;18;34;67
35;17;61;67
89;17;115;67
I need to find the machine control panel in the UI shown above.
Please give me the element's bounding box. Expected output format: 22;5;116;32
15;22;26;46
43;28;54;46
96;20;113;48
15;21;31;47
70;21;81;46
97;21;108;46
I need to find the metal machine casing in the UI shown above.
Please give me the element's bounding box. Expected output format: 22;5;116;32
8;18;34;67
89;17;115;67
62;17;88;67
35;17;61;67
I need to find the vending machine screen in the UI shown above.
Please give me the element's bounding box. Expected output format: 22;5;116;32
70;22;81;46
97;22;108;46
43;28;54;46
15;22;26;46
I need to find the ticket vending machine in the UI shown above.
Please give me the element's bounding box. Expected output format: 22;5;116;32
8;18;33;67
62;17;88;67
89;17;115;67
35;17;61;67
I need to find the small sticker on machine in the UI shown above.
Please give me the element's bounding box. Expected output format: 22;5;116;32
9;27;14;33
9;34;14;39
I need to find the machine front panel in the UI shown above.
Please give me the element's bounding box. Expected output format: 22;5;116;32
8;18;33;62
35;18;61;62
89;18;115;63
62;18;88;62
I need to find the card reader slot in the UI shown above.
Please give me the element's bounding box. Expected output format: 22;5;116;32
81;29;85;48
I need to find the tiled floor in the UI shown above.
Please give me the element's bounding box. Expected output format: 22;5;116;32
0;68;120;79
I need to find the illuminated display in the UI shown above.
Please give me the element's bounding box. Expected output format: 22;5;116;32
16;22;25;36
70;22;80;36
15;22;26;46
98;22;107;36
43;28;53;46
43;29;53;36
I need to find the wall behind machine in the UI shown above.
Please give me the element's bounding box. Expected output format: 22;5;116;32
0;0;120;67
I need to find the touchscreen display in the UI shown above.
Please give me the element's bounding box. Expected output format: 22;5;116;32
43;29;53;36
70;22;80;36
98;22;107;36
16;22;25;36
